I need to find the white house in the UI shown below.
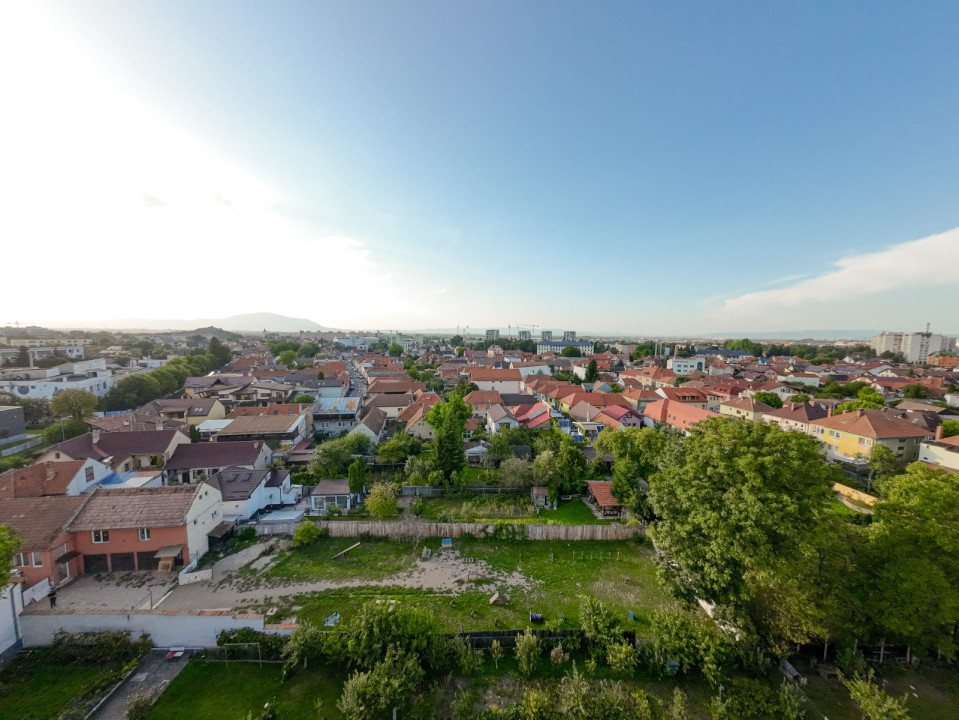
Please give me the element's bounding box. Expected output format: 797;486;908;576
207;467;295;521
486;404;519;434
666;356;707;375
468;368;522;394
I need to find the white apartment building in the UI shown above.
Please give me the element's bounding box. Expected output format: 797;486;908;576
870;330;957;363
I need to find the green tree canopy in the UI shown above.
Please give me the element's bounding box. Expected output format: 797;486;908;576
387;343;403;357
836;387;885;414
864;464;959;657
650;417;836;649
292;393;316;404
50;389;99;421
584;359;599;383
207;337;233;367
902;383;928;399
278;349;298;366
0;525;20;569
364;482;398;518
560;346;582;357
752;391;783;409
426;395;470;480
309;434;370;478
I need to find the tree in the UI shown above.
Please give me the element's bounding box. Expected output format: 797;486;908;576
278;349;298;366
942;419;959;439
0;392;51;427
49;389;99;422
580;596;620;652
486;431;515;464
298;342;321;358
841;671;911;720
561;346;582;357
499;457;533;488
347;458;369;493
0;525;19;569
667;688;691;720
650;417;836;650
292;394;315;404
337;646;425;720
791;393;811;404
309;434;370;478
426;395;471;480
837;387;885;414
448;335;463;348
364;482;398;518
611;458;652;521
10;345;30;367
606;641;638;673
101;374;163;411
387;343;403;357
864;464;959;657
489;638;504;669
555;437;588;494
514;628;541;677
335;601;436;669
752;391;783;409
902;384;928;399
376;432;421;465
207;337;233;367
866;444;902;494
585;360;599;384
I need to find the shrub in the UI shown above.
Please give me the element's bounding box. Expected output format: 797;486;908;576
607;641;638;674
292;521;322;548
515;628;541;677
550;642;570;665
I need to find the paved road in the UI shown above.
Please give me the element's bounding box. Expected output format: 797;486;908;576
90;651;190;720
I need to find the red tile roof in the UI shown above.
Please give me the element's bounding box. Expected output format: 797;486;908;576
587;480;621;508
810;408;936;439
0;460;86;498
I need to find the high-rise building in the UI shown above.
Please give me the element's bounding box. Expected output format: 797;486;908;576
870;330;957;363
518;330;531;342
563;330;577;341
541;330;553;342
485;329;500;340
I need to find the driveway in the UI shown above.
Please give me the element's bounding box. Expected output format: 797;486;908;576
89;651;190;720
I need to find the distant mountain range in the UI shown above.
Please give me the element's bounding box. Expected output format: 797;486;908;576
704;329;880;341
54;313;330;333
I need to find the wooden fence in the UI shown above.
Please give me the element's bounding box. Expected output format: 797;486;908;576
254;520;645;541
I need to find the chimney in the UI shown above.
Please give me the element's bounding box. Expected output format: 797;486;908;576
91;429;100;444
936;425;944;441
156;420;164;431
827;405;833;417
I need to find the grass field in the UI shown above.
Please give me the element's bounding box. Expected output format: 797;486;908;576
291;536;677;634
411;496;610;525
268;536;418;582
148;660;347;720
0;662;111;720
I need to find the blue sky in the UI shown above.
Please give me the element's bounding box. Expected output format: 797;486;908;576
2;2;958;335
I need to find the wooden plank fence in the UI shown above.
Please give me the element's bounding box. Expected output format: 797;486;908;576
252;519;644;541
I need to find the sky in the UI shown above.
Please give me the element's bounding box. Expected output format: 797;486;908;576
1;1;958;336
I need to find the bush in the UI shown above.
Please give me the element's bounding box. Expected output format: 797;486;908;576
607;641;638;674
292;521;322;548
515;628;541;677
44;631;151;664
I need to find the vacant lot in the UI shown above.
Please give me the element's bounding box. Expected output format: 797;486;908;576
288;536;676;633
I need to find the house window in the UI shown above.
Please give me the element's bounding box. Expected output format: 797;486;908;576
92;530;109;543
13;553;26;567
32;552;43;567
139;528;151;541
85;466;95;483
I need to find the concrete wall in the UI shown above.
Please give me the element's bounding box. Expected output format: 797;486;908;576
21;610;265;648
0;582;25;659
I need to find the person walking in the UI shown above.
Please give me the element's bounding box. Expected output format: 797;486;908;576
48;587;57;609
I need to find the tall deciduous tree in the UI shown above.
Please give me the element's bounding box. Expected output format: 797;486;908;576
0;525;19;568
387;343;403;357
864;464;959;658
650;417;836;649
364;482;398;518
752;391;783;409
49;389;99;421
426;395;470;480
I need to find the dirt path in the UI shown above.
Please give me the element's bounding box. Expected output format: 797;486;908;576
157;544;531;611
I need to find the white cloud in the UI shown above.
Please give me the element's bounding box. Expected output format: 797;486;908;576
710;227;959;326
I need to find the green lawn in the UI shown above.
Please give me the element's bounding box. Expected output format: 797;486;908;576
268;536;418;582
292;536;678;634
0;662;110;720
149;660;347;720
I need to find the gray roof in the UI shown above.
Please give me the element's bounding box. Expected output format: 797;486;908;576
208;466;270;501
312;478;350;496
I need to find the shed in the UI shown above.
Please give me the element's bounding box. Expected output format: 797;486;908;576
531;486;549;508
310;479;352;515
586;480;622;517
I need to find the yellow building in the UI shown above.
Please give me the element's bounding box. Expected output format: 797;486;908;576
809;408;933;462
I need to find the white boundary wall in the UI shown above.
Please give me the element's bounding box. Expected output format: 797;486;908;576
21;610;265;648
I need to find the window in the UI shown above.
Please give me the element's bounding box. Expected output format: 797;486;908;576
13;553;26;567
32;552;43;567
92;530;109;543
138;528;150;541
85;466;95;483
